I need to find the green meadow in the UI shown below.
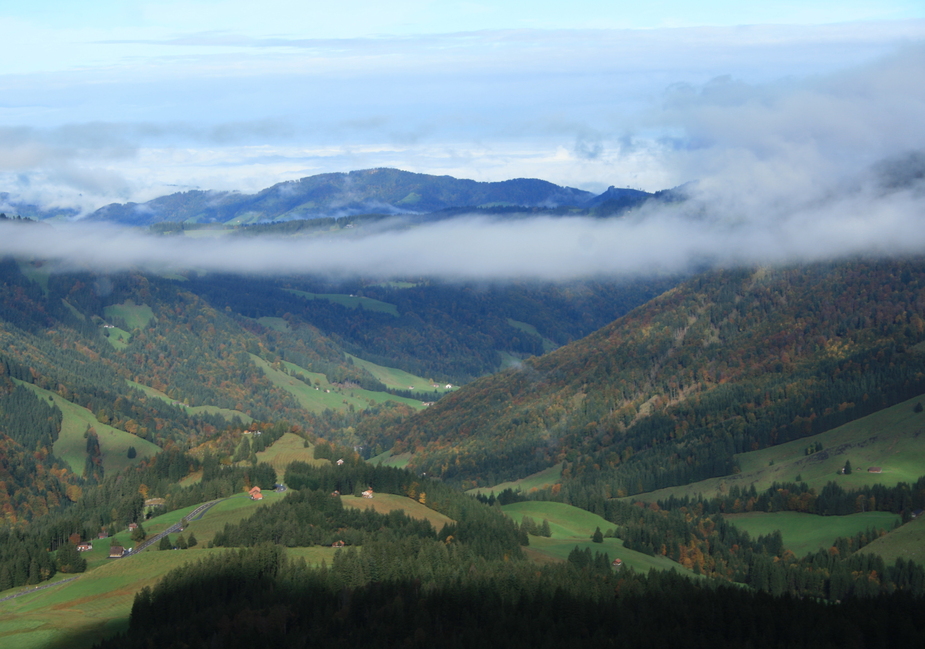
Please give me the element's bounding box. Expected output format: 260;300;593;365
15;260;50;294
506;318;558;353
254;432;328;475
102;301;155;330
0;492;329;649
126;380;252;424
471;463;564;496
346;353;452;393
17;380;159;475
723;511;900;558
251;354;424;413
342;494;454;531
857;515;925;565
285;289;399;316
633;392;925;504
369;450;413;468
100;325;131;350
501;501;686;573
257;316;290;332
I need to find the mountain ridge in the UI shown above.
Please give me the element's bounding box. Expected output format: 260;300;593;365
79;168;638;226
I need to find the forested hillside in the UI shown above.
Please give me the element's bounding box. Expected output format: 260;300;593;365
370;260;925;491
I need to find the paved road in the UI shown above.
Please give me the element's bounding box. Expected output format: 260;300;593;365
0;498;226;603
129;498;224;555
0;576;80;603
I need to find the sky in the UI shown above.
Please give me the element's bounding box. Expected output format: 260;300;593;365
0;2;923;280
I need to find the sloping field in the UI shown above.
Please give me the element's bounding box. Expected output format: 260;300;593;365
501;501;687;573
102;301;155;330
506;318;558;353
368;450;413;468
525;536;688;574
858;515;925;565
140;492;285;547
341;494;454;532
127;380;253;423
501;501;615;539
471;464;563;496
633;393;925;504
723;511;900;558
251;354;424;413
17;380;159;475
0;548;229;649
346;353;451;393
255;432;328;475
285;289;399;316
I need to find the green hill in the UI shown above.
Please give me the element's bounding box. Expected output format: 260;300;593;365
371;261;925;494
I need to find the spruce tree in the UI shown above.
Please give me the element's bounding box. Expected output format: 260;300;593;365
592;526;604;543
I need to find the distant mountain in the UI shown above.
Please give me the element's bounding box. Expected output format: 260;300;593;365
85;169;603;226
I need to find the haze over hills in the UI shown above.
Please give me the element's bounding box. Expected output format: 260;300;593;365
77;168;646;227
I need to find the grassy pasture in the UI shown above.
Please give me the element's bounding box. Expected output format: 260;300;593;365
506;318;558;353
723;511;900;558
0;548;233;649
257;316;290;332
17;380;159;476
103;300;155;330
857;515;925;565
369;450;413;468
524;536;687;574
16;260;50;294
501;501;615;540
127;380;252;423
633;393;925;504
501;501;686;573
470;463;564;496
346;353;452;394
251;354;424;413
341;494;454;532
100;325;131;350
285;289;399;316
254;432;328;475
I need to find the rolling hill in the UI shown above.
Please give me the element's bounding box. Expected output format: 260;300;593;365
366;260;925;493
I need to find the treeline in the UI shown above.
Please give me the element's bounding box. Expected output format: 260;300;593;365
98;542;925;649
212;488;436;548
284;459;526;560
656;476;925;518
529;488;925;601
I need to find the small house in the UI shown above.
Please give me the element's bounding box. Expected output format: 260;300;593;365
361;489;374;499
109;545;125;559
331;540;345;548
76;543;92;552
868;467;882;473
249;486;263;500
98;532;108;539
128;522;138;531
336;459;345;466
612;558;623;568
331;490;341;497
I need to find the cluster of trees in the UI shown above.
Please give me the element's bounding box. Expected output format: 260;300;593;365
655;476;925;518
212;488;437;548
99;541;925;649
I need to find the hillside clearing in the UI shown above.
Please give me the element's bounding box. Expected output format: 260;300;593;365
632;393;925;504
471;464;564;496
857;515;925;565
285;289;399;316
723;511;900;558
341;494;454;531
17;380;159;475
255;432;328;475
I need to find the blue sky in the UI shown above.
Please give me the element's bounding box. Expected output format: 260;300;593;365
0;1;923;211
